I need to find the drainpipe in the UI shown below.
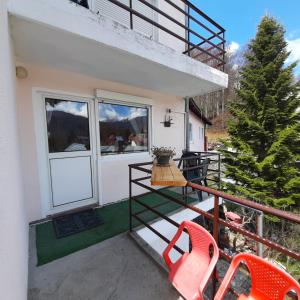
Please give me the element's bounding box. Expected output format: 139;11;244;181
185;97;190;152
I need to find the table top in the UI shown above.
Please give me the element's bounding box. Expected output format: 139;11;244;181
151;160;187;187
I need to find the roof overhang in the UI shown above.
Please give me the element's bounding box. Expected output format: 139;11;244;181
189;99;212;125
8;0;228;97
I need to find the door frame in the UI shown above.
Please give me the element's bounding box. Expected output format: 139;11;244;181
33;88;101;217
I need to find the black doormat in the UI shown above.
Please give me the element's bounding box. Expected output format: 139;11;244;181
53;209;104;239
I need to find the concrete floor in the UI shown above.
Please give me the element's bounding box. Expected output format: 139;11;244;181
28;227;181;300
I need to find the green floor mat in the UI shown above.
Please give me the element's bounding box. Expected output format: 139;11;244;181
36;189;195;266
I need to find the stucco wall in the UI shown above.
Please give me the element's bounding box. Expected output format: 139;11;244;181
157;0;186;53
16;63;185;222
189;111;205;152
0;1;28;299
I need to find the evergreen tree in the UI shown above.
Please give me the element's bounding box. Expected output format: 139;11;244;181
221;16;300;210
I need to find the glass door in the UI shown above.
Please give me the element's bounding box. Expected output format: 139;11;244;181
45;97;97;208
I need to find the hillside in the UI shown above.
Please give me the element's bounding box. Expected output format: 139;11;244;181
207;111;232;143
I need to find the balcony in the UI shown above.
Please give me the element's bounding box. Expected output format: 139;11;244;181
75;0;226;71
128;155;300;298
9;0;228;96
28;154;300;299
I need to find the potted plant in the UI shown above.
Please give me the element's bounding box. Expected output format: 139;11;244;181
152;146;176;166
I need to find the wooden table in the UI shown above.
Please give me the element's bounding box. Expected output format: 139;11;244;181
151;160;187;186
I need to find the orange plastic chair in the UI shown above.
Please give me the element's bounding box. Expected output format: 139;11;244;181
214;253;300;300
163;220;219;300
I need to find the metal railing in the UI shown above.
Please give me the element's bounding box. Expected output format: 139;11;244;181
89;0;226;70
128;154;300;297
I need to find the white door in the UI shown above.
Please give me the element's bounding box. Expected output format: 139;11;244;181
44;97;97;209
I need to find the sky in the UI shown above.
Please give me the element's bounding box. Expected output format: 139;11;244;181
99;103;147;121
191;0;300;74
46;101;147;121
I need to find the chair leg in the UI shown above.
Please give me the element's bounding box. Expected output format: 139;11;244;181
197;190;203;202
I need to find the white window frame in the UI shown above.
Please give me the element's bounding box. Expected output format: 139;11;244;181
95;90;153;160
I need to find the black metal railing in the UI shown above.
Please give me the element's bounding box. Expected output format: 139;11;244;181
128;154;300;298
87;0;226;70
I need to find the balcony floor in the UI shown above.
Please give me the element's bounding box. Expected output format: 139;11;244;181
28;227;181;300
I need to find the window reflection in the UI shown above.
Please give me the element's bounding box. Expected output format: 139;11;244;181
45;98;90;153
99;102;149;155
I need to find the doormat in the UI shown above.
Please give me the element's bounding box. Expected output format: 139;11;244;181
36;189;196;265
53;209;104;239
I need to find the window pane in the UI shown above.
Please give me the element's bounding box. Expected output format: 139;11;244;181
45;98;90;153
99;102;148;155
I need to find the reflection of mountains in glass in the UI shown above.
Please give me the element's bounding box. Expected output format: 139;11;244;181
47;111;90;153
100;116;148;140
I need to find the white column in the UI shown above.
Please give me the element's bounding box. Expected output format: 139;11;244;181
0;1;28;299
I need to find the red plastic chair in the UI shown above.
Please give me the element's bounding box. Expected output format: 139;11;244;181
163;220;219;300
214;253;300;300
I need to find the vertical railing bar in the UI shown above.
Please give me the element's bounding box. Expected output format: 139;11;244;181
218;153;221;189
212;194;220;298
257;212;264;257
186;4;190;56
222;30;226;71
213;195;219;243
129;166;133;231
129;0;133;29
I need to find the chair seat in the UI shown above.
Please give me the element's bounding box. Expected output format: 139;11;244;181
169;252;210;300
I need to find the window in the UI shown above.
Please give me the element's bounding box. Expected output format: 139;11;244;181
99;102;149;155
199;126;204;140
189;122;193;142
45;98;90;153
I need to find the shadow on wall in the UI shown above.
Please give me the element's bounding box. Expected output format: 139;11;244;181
70;0;89;9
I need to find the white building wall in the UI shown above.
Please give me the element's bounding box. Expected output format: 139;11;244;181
189;111;205;152
0;1;28;299
157;0;186;53
16;63;185;222
90;0;187;53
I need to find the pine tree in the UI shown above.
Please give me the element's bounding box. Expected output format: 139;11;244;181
221;16;300;210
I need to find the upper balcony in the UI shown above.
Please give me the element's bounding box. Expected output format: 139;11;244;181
74;0;226;71
8;0;228;97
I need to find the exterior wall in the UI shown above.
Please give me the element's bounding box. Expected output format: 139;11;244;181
16;63;185;222
189;111;205;152
0;1;28;299
88;0;186;53
157;0;186;53
9;0;228;97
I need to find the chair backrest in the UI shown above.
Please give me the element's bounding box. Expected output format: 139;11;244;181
236;253;300;299
178;152;201;181
185;221;219;259
200;158;210;177
164;221;220;299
